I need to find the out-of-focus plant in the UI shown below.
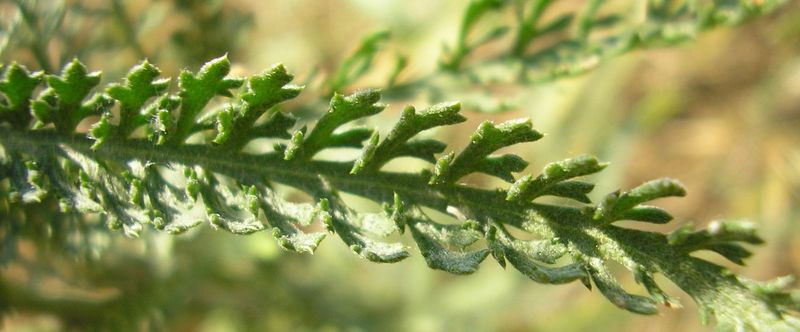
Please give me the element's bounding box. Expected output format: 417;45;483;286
0;0;253;75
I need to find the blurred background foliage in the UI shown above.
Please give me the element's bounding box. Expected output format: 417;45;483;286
1;0;799;331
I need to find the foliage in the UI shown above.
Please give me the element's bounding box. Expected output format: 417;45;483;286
1;0;799;331
1;54;798;330
0;0;252;74
439;0;788;80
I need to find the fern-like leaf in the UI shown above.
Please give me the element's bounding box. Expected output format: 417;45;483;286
1;59;798;330
442;0;789;81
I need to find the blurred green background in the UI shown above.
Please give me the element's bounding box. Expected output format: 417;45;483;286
1;0;799;331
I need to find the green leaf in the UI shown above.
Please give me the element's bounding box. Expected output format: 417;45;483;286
146;96;182;145
668;220;764;265
634;268;679;308
1;58;797;330
507;155;606;202
441;0;510;70
45;59;101;106
287;89;384;160
439;0;789;87
489;225;587;284
512;0;556;55
317;192;409;263
430;119;543;184
0;63;42;127
142;165;204;234
31;59;108;133
214;63;303;150
200;177;265;235
106;60;170;137
504;250;588;284
586;257;659;315
594;178;686;223
8;155;46;203
387;53;408;87
618;206;675;224
352;102;465;174
329;30;390;93
409;218;490;275
168;55;244;145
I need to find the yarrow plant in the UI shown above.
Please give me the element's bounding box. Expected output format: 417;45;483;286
1;54;798;330
1;0;798;331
